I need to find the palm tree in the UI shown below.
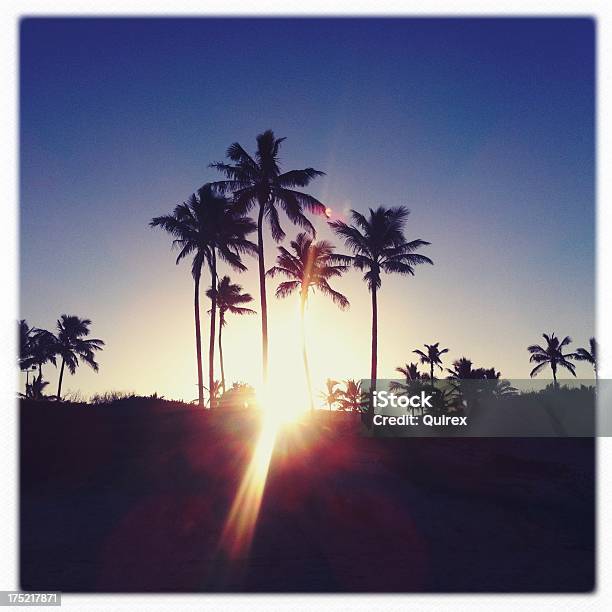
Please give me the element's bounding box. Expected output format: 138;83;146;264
55;315;104;401
319;378;342;411
267;232;350;412
528;333;576;387
150;184;256;406
18;320;36;393
330;207;433;425
413;342;449;384
446;357;481;380
338;379;364;413
210;130;326;384
395;362;422;382
29;328;58;387
206;275;255;394
574;337;598;381
203;380;223;408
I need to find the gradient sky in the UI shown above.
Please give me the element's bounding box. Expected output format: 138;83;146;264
20;18;595;401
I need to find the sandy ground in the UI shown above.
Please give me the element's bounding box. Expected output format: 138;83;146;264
20;401;594;592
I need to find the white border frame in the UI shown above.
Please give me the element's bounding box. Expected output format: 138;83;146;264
2;2;610;610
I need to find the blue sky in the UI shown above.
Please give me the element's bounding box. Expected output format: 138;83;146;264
20;18;595;399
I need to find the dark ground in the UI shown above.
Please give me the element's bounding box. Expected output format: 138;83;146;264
20;399;595;592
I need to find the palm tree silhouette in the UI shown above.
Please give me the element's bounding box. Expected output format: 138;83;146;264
19;320;37;394
446;357;480;379
151;184;256;406
319;378;342;411
210;130;326;384
413;342;449;384
267;232;350;412
574;337;598;381
203;380;223;408
527;333;576;387
338;379;364;413
396;362;422;381
206;276;255;394
330;207;432;425
55;315;104;401
29;328;58;388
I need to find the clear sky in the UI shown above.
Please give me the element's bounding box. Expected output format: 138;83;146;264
20;18;595;401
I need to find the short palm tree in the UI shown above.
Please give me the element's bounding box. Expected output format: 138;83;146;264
319;378;342;411
528;333;576;387
267;232;350;412
330;207;432;425
18;320;37;393
55;315;104;401
396;362;422;382
210;130;326;384
413;342;449;384
206;275;255;394
150;184;256;406
446;357;480;380
203;380;223;408
29;328;58;387
574;337;598;381
338;379;364;413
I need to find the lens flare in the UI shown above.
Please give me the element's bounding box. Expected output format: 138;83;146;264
219;409;278;558
219;380;309;558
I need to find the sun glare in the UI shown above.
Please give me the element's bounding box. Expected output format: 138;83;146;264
219;375;310;558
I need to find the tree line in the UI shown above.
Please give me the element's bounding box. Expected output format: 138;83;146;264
18;129;598;412
318;335;597;413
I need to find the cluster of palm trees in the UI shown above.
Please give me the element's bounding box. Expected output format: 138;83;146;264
151;129;433;412
319;334;599;412
18;315;104;400
149;130;597;416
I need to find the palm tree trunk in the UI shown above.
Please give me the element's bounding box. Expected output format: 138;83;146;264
208;251;217;408
300;296;314;413
369;287;378;426
257;202;269;384
56;358;65;401
218;316;226;395
194;272;205;407
25;369;29;394
552;364;558;389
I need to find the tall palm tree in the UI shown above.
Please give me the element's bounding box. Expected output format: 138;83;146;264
319;378;342;411
413;342;449;384
150;184;256;406
330;207;432;425
206;275;255;394
527;333;576;387
55;315;104;401
267;232;350;412
574;337;598;381
210;130;326;383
